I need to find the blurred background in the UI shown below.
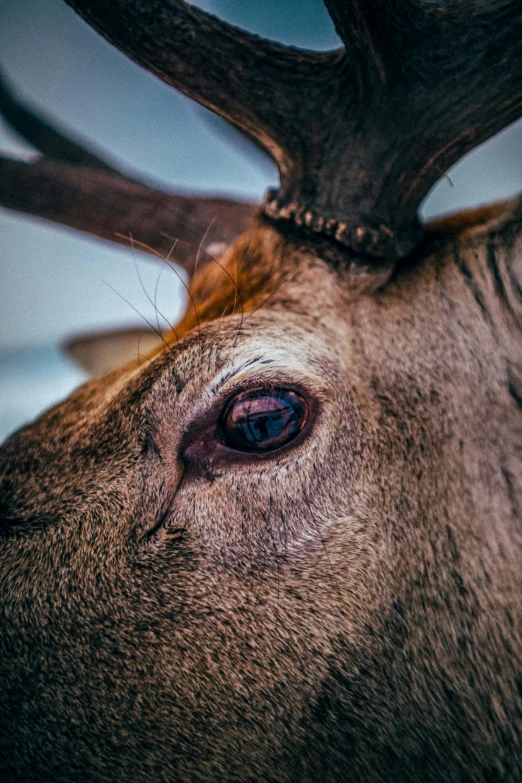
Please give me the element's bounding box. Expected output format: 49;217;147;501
1;0;522;443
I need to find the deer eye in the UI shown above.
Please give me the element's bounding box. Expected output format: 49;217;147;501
221;389;308;453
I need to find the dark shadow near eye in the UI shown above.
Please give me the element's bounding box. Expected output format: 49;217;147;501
221;389;308;453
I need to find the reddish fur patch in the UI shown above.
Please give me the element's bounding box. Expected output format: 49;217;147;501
159;201;516;349
167;222;286;342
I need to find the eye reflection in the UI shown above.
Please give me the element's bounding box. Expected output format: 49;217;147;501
221;389;308;453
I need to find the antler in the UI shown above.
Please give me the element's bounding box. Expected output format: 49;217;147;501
0;71;256;274
64;0;522;260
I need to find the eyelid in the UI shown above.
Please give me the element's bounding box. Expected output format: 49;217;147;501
207;356;274;395
181;377;325;475
207;365;330;406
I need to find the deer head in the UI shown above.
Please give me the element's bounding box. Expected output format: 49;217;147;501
1;1;521;780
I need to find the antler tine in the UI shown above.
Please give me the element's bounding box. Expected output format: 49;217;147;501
0;72;256;273
322;1;386;91
24;1;522;261
0;157;256;274
64;0;340;179
0;69;114;170
313;0;522;251
65;0;408;256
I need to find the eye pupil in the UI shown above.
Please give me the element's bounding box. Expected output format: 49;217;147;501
222;389;308;453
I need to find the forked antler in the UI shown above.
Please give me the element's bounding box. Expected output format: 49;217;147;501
2;1;522;263
0;71;256;273
61;0;522;260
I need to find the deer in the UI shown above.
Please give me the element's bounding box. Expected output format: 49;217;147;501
0;0;521;780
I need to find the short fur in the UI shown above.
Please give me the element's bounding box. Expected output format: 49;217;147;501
0;198;521;780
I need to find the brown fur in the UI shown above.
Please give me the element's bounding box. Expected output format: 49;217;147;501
0;199;521;782
168;222;288;341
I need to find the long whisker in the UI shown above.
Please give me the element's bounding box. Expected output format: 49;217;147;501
164;259;201;337
128;234;177;337
115;232;167;261
102;280;173;357
241;273;292;325
153;258;169;341
155;243;180;346
164;237;179;263
116;233;201;337
162;237;202;337
194;216;216;284
136;334;155;370
232;249;239;319
200;248;244;346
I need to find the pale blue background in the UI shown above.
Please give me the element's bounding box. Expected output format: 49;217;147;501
1;0;522;442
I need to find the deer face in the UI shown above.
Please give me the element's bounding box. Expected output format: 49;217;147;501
1;0;522;779
1;212;521;780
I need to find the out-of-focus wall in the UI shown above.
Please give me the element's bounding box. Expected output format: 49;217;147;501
1;0;522;442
